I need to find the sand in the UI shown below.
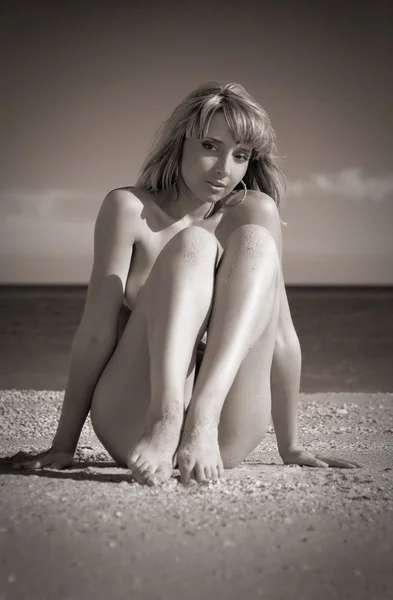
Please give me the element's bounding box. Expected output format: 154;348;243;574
0;390;392;599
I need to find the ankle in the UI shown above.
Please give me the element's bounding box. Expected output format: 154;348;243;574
146;405;184;426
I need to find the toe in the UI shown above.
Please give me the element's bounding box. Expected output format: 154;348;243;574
127;452;140;469
152;464;170;484
145;475;157;487
130;470;142;484
130;469;143;484
195;463;207;483
130;463;148;485
143;465;159;485
172;452;178;469
204;466;212;481
209;466;218;481
139;464;155;484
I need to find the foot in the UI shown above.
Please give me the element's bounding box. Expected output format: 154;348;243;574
127;418;182;486
177;423;224;485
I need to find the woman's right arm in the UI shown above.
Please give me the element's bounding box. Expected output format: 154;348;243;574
12;188;141;468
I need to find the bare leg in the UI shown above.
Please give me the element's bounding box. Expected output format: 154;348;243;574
91;224;279;486
177;224;280;483
127;226;220;485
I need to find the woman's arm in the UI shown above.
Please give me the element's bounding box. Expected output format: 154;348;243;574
52;330;118;453
271;332;361;469
11;330;117;469
270;333;301;458
12;188;140;468
54;189;140;451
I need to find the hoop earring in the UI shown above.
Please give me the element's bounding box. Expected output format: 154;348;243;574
221;180;247;207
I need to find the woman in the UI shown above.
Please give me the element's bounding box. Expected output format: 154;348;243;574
12;82;359;485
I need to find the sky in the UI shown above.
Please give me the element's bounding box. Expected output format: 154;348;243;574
1;0;392;284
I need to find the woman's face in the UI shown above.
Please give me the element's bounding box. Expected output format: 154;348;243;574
180;110;251;204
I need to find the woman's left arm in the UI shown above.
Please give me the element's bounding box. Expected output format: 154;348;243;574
270;333;301;459
271;332;361;469
242;192;360;468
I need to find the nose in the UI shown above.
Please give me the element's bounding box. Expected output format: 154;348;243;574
215;152;232;177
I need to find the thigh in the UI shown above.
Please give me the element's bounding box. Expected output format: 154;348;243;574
90;297;152;466
91;293;199;467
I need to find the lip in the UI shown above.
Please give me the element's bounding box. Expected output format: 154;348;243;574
206;180;227;188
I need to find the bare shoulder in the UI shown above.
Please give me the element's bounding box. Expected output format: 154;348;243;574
244;189;279;217
102;186;144;216
97;187;144;239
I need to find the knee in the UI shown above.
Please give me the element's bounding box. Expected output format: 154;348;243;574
227;224;280;266
170;226;219;266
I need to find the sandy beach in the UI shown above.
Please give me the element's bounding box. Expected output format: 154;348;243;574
1;390;392;599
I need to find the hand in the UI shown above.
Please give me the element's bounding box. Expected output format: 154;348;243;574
10;447;74;470
281;446;362;469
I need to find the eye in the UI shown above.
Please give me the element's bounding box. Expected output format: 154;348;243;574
201;142;250;161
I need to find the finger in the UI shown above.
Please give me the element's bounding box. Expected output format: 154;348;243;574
316;456;362;469
10;451;32;462
34;453;70;470
11;460;26;470
25;459;46;470
13;458;44;470
50;456;73;470
12;451;47;468
48;462;62;471
35;453;63;469
298;454;329;468
314;460;329;468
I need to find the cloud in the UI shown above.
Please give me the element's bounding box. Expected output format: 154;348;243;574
1;170;392;225
0;188;101;221
290;168;393;202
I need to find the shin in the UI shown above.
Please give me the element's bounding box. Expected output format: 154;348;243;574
143;226;219;422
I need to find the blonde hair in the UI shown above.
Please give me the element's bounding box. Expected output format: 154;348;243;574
136;81;288;225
